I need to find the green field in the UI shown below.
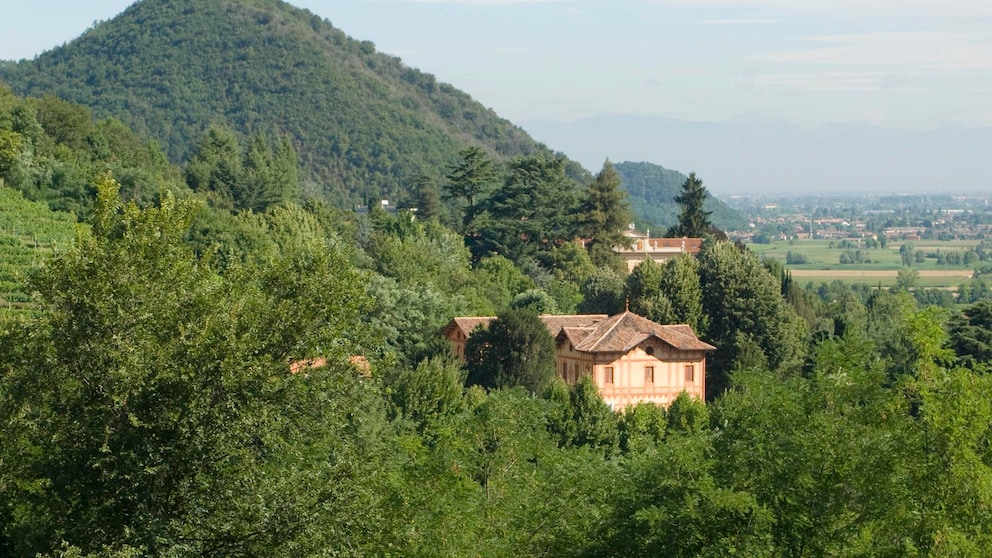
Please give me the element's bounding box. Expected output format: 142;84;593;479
747;239;978;289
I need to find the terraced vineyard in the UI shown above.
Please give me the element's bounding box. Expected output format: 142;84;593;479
0;187;79;316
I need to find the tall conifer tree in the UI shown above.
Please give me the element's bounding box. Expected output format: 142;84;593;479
667;172;712;238
578;160;633;250
444;146;499;231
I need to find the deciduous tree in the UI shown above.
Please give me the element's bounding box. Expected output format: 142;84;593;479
698;240;808;398
0;174;395;555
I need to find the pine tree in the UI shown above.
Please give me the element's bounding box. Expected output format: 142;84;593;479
444;146;499;231
410;172;443;221
578;160;633;250
475;155;577;260
666;172;712;238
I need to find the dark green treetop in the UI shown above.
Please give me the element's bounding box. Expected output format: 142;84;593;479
465;307;557;394
473;155;578;261
445;146;500;231
667;171;712;238
577;160;633;251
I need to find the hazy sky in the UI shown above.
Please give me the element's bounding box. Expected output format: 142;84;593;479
2;0;991;130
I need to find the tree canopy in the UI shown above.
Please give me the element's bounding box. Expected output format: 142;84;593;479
3;16;992;558
576;160;633;251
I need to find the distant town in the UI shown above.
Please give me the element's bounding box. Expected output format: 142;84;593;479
725;193;992;243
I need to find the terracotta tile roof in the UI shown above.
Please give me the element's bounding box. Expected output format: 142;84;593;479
655;324;716;351
350;355;372;377
572;311;715;353
539;314;608;337
288;356;372;377
443;314;608;339
442;316;495;338
289;357;327;375
560;326;597;346
444;312;713;354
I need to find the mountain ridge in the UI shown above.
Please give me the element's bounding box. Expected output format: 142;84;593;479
0;0;746;229
0;0;575;206
613;161;747;233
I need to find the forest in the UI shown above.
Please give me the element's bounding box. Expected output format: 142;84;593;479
0;0;569;208
0;0;744;236
1;80;992;557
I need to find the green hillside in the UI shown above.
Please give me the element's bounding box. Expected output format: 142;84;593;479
0;186;77;316
0;0;575;206
614;161;747;232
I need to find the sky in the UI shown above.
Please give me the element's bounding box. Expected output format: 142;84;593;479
2;0;991;131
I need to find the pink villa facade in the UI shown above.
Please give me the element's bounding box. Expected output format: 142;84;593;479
614;229;702;272
443;311;714;411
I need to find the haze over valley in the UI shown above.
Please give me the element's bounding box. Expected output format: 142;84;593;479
523;114;992;196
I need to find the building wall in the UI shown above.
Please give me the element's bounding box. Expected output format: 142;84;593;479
447;329;467;360
556;339;706;411
453;324;709;411
619;251;686;272
556;341;595;384
614;234;702;273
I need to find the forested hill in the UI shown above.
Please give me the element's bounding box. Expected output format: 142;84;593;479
0;0;573;206
614;161;748;232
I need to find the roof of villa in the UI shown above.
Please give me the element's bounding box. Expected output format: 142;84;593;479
445;311;714;354
443;314;608;339
567;311;715;353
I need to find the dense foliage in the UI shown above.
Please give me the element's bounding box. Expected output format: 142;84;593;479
465;307;557;393
0;86;182;217
2;12;992;557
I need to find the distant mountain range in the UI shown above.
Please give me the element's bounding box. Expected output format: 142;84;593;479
522;114;992;196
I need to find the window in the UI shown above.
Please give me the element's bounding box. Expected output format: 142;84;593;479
645;366;654;383
604;366;615;385
645;346;654;356
562;362;567;376
684;364;695;383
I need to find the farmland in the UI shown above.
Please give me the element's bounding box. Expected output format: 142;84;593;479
747;239;978;288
